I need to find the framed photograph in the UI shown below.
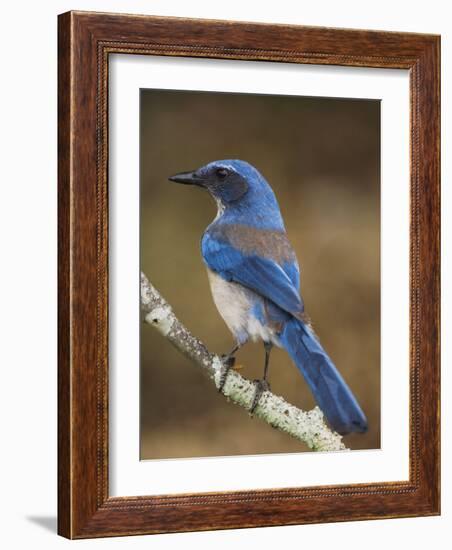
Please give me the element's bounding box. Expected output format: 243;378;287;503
58;11;440;538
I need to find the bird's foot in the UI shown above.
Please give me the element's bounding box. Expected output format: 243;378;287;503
218;354;236;393
250;379;271;414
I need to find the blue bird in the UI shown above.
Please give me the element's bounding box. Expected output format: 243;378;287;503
169;160;367;435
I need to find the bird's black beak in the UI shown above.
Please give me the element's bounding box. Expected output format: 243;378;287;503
168;170;205;187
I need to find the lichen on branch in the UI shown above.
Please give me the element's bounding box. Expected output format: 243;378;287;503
140;271;347;452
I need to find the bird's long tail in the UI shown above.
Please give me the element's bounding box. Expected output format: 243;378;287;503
279;317;367;435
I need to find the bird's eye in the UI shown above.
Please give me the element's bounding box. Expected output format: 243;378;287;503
216;168;229;179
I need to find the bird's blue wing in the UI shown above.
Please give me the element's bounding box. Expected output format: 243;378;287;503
202;232;304;317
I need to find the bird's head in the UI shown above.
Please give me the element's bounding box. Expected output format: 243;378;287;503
168;160;265;205
169;159;284;229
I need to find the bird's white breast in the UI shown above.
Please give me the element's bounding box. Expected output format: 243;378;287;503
206;268;279;345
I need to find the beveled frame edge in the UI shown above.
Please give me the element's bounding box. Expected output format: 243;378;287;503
57;10;440;539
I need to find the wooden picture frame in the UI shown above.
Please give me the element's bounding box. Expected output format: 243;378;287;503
58;11;440;538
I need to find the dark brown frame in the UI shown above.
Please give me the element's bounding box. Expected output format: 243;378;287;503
58;11;440;539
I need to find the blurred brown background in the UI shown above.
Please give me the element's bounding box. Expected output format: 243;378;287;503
140;89;380;459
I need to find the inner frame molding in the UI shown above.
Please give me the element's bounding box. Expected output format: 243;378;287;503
58;10;440;539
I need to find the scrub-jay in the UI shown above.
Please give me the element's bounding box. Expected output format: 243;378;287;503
169;160;367;435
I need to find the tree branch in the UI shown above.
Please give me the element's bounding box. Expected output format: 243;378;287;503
140;271;347;452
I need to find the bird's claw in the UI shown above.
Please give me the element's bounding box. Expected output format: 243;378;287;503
218;355;236;393
250;379;271;414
